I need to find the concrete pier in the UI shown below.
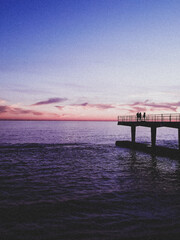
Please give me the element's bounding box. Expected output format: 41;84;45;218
131;126;136;143
151;126;156;148
116;113;180;157
179;128;180;150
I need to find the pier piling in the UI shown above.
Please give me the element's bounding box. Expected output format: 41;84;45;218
178;128;180;150
131;126;136;143
151;127;156;148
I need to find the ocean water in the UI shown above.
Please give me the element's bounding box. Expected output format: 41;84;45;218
0;121;180;240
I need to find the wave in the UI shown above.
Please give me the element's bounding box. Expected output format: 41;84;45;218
0;142;88;149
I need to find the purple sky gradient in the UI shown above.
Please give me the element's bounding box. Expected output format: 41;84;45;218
1;0;180;120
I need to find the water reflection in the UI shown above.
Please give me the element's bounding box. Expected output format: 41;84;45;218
116;148;180;195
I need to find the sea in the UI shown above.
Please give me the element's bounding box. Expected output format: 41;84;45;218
0;121;180;240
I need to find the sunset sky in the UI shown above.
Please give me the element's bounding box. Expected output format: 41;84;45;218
1;0;180;120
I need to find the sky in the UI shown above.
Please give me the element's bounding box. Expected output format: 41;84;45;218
1;0;180;120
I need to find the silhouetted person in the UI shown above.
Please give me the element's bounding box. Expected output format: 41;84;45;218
143;112;146;121
139;112;142;121
136;112;139;121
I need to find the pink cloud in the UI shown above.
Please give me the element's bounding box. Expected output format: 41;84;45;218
127;106;147;113
0;105;43;116
71;102;115;110
1;99;180;121
0;104;64;120
119;100;180;113
55;106;64;110
32;97;67;106
0;105;7;113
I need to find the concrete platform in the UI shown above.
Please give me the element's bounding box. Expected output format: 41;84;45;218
118;121;180;128
116;141;180;160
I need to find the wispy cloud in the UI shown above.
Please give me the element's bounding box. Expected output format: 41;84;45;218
0;98;6;105
32;97;67;106
0;105;7;113
120;100;180;113
0;105;43;116
55;106;64;110
1;98;180;121
71;102;115;110
127;106;147;113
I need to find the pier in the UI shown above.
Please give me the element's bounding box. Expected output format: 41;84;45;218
116;113;180;159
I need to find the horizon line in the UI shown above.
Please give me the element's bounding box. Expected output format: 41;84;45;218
0;119;117;122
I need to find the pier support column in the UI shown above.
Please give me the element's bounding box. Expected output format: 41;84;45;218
131;125;136;143
151;127;156;148
178;128;180;150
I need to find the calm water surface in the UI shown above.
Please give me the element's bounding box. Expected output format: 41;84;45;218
0;121;180;240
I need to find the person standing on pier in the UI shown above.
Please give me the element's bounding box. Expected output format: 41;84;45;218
143;112;146;121
136;112;139;121
139;112;142;121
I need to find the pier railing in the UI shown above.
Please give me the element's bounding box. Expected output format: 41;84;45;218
118;113;180;122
